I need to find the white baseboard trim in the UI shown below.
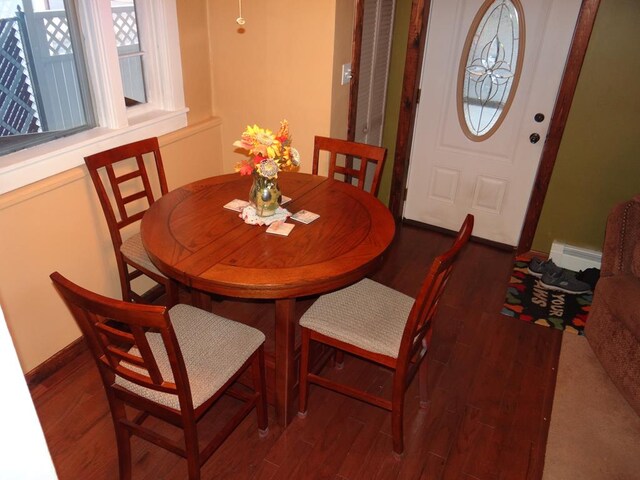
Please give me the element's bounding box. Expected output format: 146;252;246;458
549;241;602;272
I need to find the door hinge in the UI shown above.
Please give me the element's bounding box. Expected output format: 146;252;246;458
403;187;408;200
416;89;421;104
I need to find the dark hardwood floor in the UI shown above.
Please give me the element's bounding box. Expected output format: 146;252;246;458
31;223;562;479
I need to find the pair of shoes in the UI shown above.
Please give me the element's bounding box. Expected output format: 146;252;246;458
575;267;601;291
527;257;560;278
540;268;592;295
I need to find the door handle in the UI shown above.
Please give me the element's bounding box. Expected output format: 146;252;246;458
530;133;541;144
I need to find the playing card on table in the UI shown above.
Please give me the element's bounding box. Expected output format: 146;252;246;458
281;195;292;205
290;210;320;224
223;199;250;212
266;222;295;236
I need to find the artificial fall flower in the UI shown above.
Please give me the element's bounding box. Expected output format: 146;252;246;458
256;129;275;147
276;120;289;143
290;147;301;166
234;120;300;177
258;159;279;178
237;162;254;176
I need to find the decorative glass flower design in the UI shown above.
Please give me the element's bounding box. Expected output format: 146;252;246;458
466;36;515;104
458;0;523;138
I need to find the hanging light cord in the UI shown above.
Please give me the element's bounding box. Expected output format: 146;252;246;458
236;0;246;25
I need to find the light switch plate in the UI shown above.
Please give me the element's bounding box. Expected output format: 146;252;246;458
341;63;352;85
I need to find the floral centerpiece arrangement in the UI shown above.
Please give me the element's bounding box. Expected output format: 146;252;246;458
233;120;300;216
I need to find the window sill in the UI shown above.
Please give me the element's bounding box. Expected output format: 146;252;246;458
0;108;189;196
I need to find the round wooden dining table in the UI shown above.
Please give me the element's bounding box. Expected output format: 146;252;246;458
141;171;395;425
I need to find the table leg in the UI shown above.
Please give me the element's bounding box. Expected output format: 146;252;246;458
274;298;297;426
190;289;213;311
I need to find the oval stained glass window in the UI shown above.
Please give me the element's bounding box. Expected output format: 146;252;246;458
457;0;525;140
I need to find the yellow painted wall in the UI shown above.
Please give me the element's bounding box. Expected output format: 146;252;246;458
0;0;222;373
330;0;355;141
532;0;640;253
209;0;342;174
2;1;352;373
176;0;214;125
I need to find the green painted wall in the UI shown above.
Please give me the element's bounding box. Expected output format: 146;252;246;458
532;0;640;253
378;0;412;205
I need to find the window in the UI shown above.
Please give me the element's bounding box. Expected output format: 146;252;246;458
112;0;147;106
0;0;94;153
0;0;187;195
457;0;524;141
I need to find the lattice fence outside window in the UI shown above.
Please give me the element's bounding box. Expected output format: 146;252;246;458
0;3;17;19
112;6;138;48
43;14;72;56
0;16;41;135
37;6;138;59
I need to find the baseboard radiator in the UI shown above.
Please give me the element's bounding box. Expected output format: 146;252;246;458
549;241;602;272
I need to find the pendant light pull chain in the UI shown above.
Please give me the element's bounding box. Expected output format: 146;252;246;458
236;0;246;25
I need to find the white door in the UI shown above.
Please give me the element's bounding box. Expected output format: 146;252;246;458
404;0;582;246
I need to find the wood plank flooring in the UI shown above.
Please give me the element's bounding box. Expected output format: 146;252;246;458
31;223;562;479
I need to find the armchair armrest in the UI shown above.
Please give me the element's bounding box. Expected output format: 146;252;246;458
601;195;640;277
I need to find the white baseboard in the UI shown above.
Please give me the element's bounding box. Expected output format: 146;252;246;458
549;241;602;272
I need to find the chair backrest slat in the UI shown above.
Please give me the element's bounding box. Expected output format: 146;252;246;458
312;136;387;196
121;190;149;205
115;168;144;185
130;325;165;384
85;137;168;248
397;215;474;368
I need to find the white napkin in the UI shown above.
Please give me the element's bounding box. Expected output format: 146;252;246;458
240;205;291;226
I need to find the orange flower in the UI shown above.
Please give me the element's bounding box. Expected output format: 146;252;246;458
239;163;254;175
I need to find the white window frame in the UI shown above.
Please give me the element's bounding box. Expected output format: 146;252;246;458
0;0;188;195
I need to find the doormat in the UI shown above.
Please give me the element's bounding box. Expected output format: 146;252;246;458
500;256;592;334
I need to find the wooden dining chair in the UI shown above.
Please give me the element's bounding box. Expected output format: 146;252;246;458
312;136;387;196
84;137;178;306
298;214;474;454
50;271;268;480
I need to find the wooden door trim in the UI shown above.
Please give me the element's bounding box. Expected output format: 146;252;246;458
388;0;602;252
388;0;431;220
347;0;365;142
517;0;601;252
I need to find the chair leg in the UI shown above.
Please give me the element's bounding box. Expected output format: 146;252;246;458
334;349;345;369
253;346;269;434
109;400;132;480
298;327;311;416
183;420;201;480
119;272;134;304
418;358;429;408
116;255;135;303
391;382;405;455
418;336;433;408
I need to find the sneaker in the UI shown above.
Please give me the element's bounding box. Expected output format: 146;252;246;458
527;257;560;278
540;268;592;294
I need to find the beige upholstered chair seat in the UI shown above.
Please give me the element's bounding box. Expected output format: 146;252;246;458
299;278;414;358
116;304;266;410
120;232;165;277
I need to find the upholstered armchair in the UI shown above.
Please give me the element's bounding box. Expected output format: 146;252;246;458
585;194;640;416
